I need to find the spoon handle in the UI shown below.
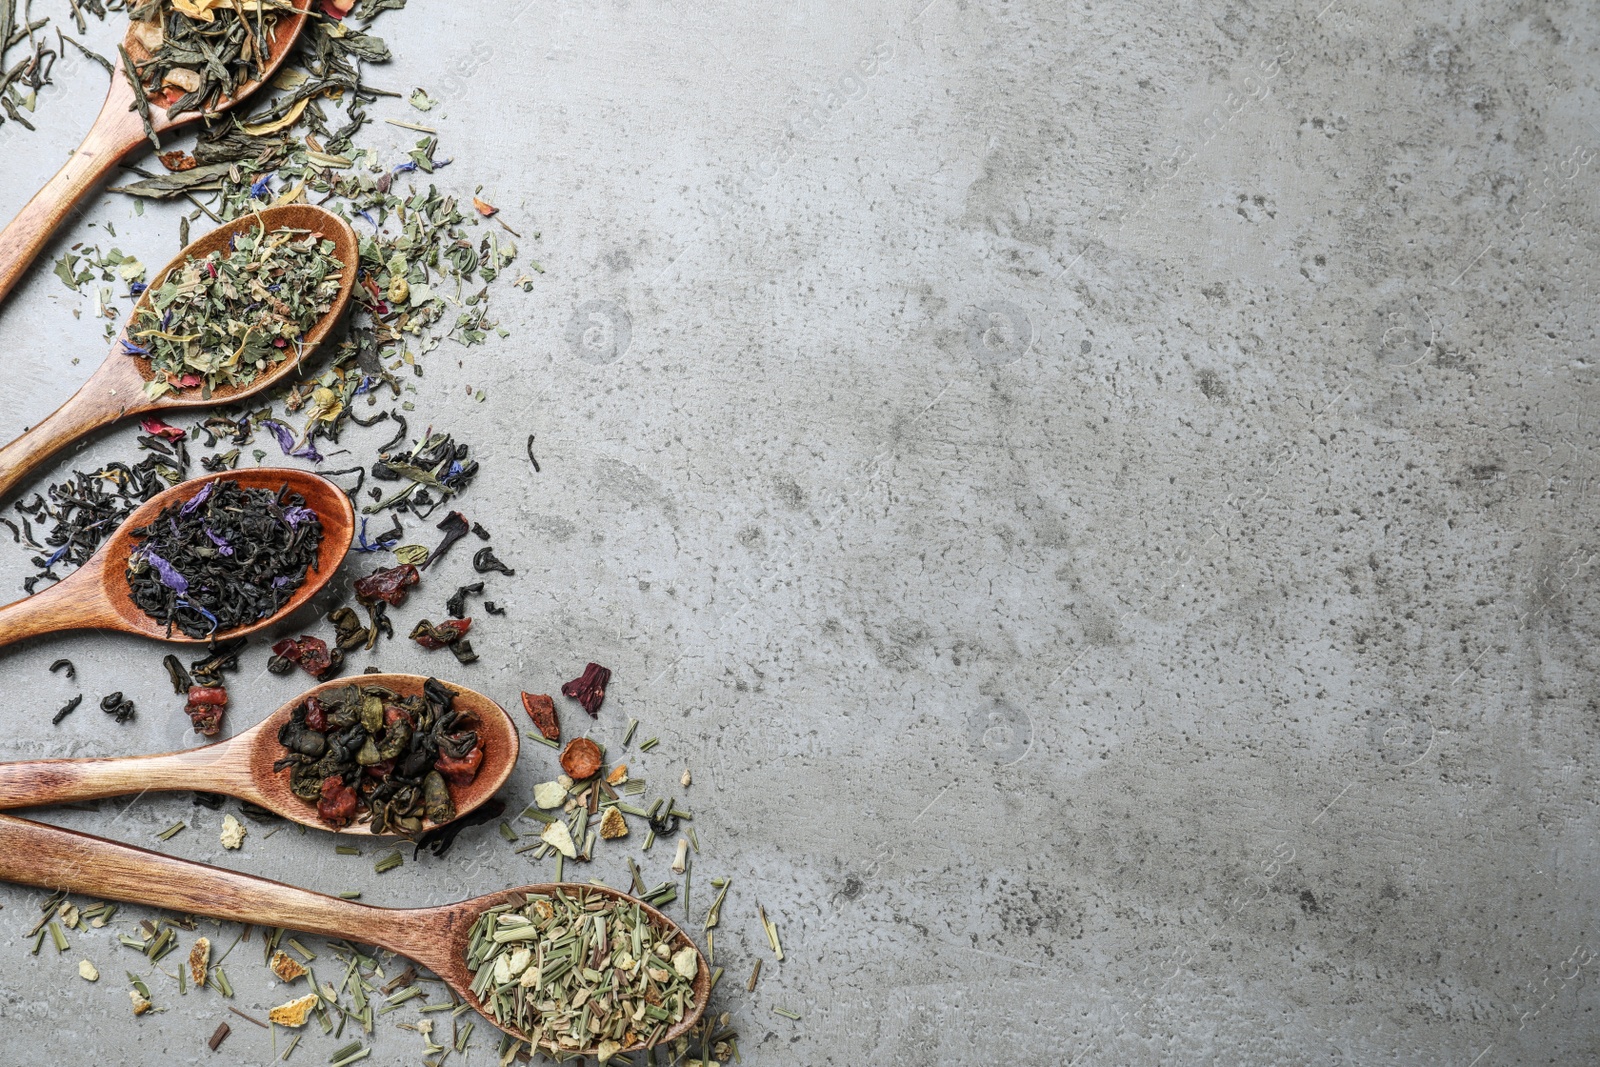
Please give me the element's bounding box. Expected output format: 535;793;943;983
0;364;141;504
0;812;409;945
0;742;256;810
0;573;123;651
0;64;148;308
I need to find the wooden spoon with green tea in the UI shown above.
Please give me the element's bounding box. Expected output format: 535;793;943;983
0;204;358;504
0;0;313;308
0;674;518;836
0;468;352;651
0;812;711;1057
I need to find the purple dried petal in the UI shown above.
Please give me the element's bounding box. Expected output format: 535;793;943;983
178;483;214;516
204;526;234;556
139;547;188;595
283;506;318;528
260;419;325;463
272;575;291;589
120;339;150;357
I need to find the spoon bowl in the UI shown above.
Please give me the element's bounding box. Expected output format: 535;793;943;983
0;813;711;1056
0;204;358;502
0;468;354;651
0;674;519;836
0;1;313;308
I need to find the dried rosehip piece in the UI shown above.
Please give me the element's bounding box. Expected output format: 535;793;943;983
561;662;611;718
521;692;559;741
353;563;420;606
317;777;359;829
184;684;228;736
268;635;341;680
560;737;603;780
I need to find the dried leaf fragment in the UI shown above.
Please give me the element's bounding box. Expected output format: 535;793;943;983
267;993;320;1027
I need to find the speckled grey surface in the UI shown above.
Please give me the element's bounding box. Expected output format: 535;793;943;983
0;0;1596;1063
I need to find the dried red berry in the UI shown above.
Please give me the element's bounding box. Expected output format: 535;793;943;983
354;563;420;606
561;662;611;718
435;745;483;786
317;776;359;828
560;737;603;781
271;635;336;679
303;696;328;733
521;692;559;741
184;684;227;737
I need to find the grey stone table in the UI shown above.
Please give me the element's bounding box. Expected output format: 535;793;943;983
0;1;1595;1064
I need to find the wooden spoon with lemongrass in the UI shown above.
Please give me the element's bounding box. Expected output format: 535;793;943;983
0;467;352;651
0;674;518;835
0;812;712;1056
0;203;358;504
0;0;314;307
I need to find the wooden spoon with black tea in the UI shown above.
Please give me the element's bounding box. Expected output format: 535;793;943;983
0;1;314;307
0;204;358;503
0;467;353;651
0;674;519;836
0;812;711;1056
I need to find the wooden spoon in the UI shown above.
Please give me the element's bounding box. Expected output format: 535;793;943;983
0;467;352;651
0;1;314;307
0;674;518;836
0;812;711;1055
0;203;358;503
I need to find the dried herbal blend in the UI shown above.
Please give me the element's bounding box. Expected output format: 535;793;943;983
465;890;699;1057
124;478;323;637
275;678;484;835
123;0;296;118
129;224;342;400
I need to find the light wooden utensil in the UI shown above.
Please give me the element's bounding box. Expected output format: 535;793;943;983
0;467;352;651
0;812;711;1055
0;1;313;307
0;203;358;503
0;674;518;835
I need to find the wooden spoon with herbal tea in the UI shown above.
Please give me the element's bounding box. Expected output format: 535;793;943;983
0;813;712;1058
0;675;518;836
0;467;352;652
0;204;358;503
0;0;313;307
